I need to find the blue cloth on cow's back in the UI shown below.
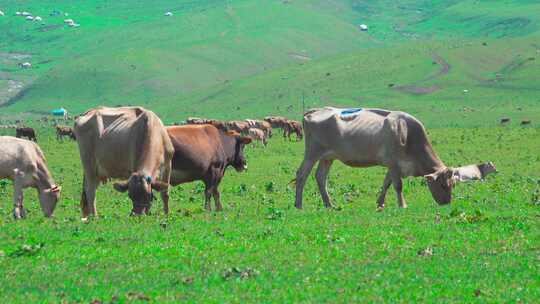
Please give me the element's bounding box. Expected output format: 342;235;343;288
340;108;362;116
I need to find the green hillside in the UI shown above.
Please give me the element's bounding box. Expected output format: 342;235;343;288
1;0;540;123
1;1;540;303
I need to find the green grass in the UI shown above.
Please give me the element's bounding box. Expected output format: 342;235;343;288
0;125;539;302
1;0;540;302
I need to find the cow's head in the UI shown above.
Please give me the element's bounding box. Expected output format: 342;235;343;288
113;173;168;215
424;167;455;205
38;185;61;217
483;161;497;175
227;131;252;172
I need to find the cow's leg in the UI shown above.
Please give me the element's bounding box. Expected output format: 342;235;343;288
12;171;26;219
81;176;98;219
213;187;223;211
203;180;213;211
295;158;317;209
376;171;392;210
160;190;170;215
390;169;407;208
315;159;334;208
160;167;172;215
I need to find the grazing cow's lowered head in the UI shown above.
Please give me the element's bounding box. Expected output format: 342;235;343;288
424;167;456;205
226;131;252;172
38;185;62;217
113;173;169;215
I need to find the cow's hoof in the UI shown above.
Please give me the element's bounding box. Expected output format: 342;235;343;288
13;208;26;219
376;206;385;212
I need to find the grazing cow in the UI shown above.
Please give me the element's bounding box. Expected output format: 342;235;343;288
246;119;273;138
500;118;510;124
248;128;267;147
166;125;252;211
295;107;463;210
74;107;174;218
16;127;37;142
225;121;250;134
186;117;209;124
284;120;303;141
453;162;497;182
521;119;531;125
264;116;288;131
55;125;76;141
0;136;61;218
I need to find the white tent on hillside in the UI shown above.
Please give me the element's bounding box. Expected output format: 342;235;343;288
359;24;368;31
164;11;173;16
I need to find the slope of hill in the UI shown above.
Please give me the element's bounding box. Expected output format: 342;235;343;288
0;0;539;125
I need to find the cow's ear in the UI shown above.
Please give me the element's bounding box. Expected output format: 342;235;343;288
151;181;169;192
240;136;252;145
113;181;129;193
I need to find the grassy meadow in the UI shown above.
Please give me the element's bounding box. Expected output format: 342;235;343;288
1;0;540;302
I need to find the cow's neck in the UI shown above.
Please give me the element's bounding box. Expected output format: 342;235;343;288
221;133;237;166
477;163;487;177
35;161;54;190
415;143;446;175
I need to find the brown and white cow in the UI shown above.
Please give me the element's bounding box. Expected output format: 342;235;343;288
166;125;252;211
74;107;174;218
295;107;465;210
248;128;267;147
16;127;37;142
0;136;61;218
55;125;76;141
452;162;497;182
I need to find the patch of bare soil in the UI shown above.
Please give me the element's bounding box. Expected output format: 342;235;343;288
475;55;540;91
0;80;26;107
289;52;311;61
393;85;439;95
392;53;450;95
0;52;32;65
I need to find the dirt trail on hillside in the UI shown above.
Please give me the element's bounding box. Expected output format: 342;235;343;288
393;53;450;95
0;52;33;107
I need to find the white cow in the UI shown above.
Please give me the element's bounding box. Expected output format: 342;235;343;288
453;162;497;182
295;107;464;210
0;136;61;218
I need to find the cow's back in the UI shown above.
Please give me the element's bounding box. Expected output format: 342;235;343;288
75;107;172;179
0;136;41;179
166;125;224;183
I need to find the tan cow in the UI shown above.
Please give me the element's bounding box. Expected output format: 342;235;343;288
225;121;250;134
284;120;303;141
55;125;76;141
452;162;497;182
0;136;61;218
248;128;267;147
74;107;174;218
246;119;273;138
264;116;288;128
295;107;464;210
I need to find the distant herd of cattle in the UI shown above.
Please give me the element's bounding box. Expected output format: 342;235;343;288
1;106;500;219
